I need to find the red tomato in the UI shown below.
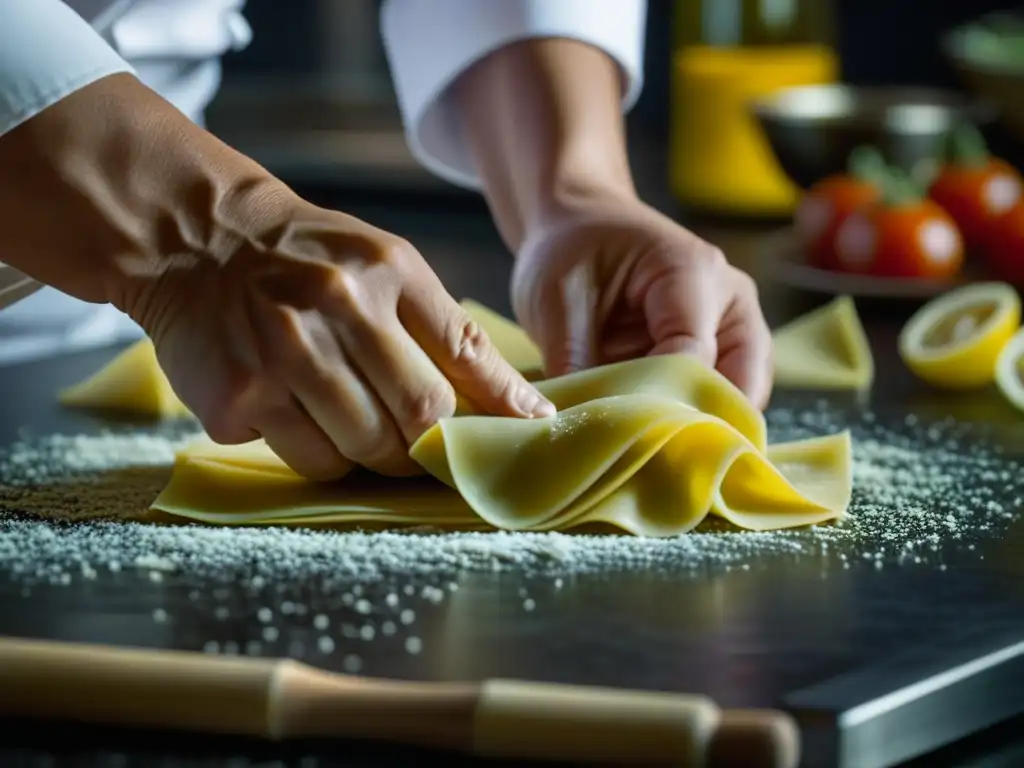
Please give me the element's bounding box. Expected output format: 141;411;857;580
834;199;964;280
929;158;1022;252
984;202;1024;282
795;176;880;270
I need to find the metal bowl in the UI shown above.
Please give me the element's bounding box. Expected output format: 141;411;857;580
943;12;1024;144
751;85;994;189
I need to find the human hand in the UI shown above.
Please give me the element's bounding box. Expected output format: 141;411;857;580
124;194;555;479
0;71;553;480
511;191;773;408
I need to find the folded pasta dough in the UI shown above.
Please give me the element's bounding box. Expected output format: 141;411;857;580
56;299;852;535
409;393;850;535
152;333;852;535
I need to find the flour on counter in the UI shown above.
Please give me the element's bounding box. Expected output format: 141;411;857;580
0;402;1021;588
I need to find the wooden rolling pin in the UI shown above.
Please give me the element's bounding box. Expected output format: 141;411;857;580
0;636;799;767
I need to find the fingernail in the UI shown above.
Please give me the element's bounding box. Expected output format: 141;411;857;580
534;399;557;418
519;389;556;418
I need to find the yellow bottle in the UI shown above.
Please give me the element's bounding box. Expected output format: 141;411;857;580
670;0;838;217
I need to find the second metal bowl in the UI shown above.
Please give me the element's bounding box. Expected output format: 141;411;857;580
751;85;995;189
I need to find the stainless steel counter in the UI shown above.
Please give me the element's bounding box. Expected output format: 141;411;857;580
1;196;1023;768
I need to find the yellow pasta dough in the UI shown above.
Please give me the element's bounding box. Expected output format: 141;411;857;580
59;339;192;419
772;295;874;391
60;300;853;536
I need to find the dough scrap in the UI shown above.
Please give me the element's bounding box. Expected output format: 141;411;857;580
772;296;874;390
59;301;853;536
59;339;192;419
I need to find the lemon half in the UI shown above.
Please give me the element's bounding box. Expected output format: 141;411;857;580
898;282;1021;390
995;326;1024;411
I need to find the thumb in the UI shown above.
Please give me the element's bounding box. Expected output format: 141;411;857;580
535;262;600;377
643;265;721;370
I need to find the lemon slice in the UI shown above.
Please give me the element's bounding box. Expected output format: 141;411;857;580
995;326;1024;411
899;282;1021;390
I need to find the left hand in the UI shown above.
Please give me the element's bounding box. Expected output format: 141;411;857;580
511;191;774;409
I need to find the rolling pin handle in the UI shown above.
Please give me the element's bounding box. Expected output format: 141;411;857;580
472;679;718;765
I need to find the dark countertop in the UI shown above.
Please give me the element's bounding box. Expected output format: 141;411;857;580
2;186;1024;768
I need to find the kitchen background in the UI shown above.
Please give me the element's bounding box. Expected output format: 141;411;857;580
205;0;1023;205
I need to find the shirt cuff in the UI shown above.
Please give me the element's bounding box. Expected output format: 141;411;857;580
0;0;135;138
380;0;647;190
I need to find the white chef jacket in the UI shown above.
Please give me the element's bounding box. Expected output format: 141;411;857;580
0;0;646;367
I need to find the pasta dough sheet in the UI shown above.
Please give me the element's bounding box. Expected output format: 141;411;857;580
62;301;854;536
59;338;192;419
772;295;874;390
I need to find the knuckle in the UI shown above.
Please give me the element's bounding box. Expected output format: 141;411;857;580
334;404;409;467
323;268;365;315
377;237;419;268
448;311;491;365
345;425;417;476
693;339;718;365
349;436;395;465
733;268;760;299
497;374;522;405
346;415;396;457
262;310;312;377
298;454;351;482
248;395;300;434
399;383;457;438
265;432;352;482
359;446;419;476
276;306;308;348
702;245;729;270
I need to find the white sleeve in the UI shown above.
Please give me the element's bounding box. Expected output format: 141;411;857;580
0;0;135;137
380;0;647;190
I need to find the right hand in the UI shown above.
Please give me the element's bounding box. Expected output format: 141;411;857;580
128;193;556;479
0;73;553;480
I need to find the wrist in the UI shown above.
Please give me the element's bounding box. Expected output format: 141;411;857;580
454;37;637;253
520;167;639;247
0;74;293;323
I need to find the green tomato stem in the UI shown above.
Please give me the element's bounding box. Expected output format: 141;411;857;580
847;146;925;206
880;166;926;207
946;123;989;167
847;145;889;184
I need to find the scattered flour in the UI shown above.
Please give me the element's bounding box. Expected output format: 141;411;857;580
0;401;1020;591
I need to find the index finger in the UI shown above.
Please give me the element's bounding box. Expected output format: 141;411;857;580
400;277;555;419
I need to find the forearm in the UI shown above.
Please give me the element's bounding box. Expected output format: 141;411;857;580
0;73;292;321
454;38;636;252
